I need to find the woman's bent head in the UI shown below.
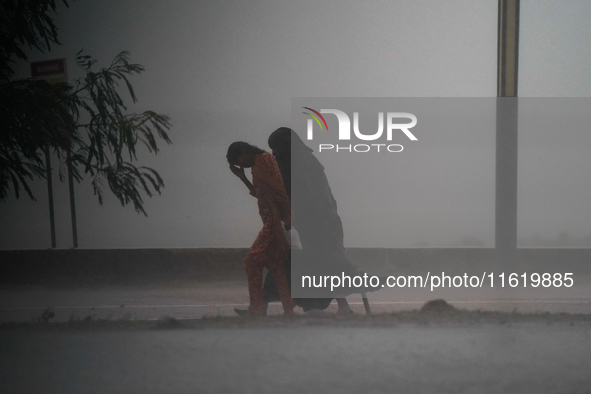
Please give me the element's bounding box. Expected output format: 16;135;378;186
226;141;265;168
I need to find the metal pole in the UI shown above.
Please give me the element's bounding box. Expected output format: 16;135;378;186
496;0;519;259
67;150;78;248
44;146;57;248
361;291;371;315
497;0;520;98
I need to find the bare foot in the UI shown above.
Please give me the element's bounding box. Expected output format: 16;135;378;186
336;308;354;316
336;298;353;315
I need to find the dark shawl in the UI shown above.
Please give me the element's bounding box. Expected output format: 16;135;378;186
268;128;365;300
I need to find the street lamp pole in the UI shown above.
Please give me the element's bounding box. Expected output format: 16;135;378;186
496;0;520;259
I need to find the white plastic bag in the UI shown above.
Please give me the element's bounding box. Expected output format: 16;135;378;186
284;227;302;250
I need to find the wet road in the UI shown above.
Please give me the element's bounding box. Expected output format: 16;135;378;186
2;282;591;393
2;323;591;393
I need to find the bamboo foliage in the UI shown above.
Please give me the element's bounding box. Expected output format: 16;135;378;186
0;0;172;215
67;50;172;215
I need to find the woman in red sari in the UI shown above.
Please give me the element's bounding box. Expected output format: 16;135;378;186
227;142;296;316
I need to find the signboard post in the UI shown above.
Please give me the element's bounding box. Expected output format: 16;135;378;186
31;58;78;248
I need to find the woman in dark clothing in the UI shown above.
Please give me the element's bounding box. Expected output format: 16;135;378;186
265;127;367;313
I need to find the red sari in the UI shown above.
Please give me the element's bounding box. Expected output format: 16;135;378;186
243;152;295;315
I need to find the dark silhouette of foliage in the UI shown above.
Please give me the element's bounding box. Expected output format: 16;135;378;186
1;78;75;199
1;0;172;215
1;0;70;81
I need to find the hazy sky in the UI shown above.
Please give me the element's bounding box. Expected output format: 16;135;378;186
2;0;591;249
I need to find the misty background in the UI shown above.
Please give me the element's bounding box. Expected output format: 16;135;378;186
2;0;591;249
